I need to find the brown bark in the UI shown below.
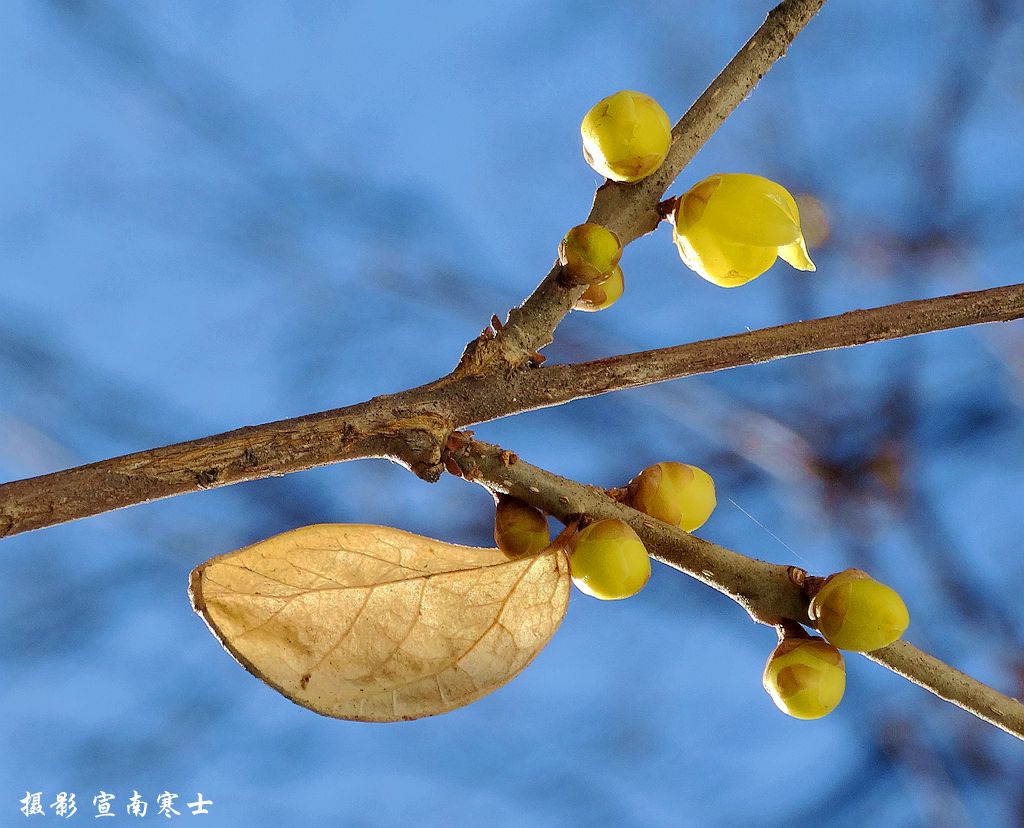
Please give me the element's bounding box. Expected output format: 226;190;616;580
448;437;1024;742
4;0;1023;742
2;283;1022;538
454;0;829;374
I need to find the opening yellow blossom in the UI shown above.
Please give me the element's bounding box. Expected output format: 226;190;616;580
672;173;816;287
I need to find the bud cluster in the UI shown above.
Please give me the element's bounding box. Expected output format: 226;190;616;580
558;223;626;313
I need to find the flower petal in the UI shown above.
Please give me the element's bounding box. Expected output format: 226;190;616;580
696;173;802;247
673;219;778;288
778;235;816;271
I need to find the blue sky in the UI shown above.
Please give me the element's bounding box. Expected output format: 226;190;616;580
3;1;1024;825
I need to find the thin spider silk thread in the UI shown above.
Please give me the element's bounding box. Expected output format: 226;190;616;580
727;497;810;566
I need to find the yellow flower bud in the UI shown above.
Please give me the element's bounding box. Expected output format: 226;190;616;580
558;223;623;286
672;173;816;287
581;90;672;183
625;461;716;532
568;518;650;600
762;637;846;720
493;494;550;557
809;569;910;652
574;265;624;312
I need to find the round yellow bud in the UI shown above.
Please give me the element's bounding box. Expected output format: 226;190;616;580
762;637;846;720
580;90;672;183
558;223;623;286
809;569;910;652
493;494;550;557
625;461;716;532
574;265;624;312
568;518;650;600
672;173;816;287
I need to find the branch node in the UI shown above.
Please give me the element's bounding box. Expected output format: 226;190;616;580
777;618;811;641
657;197;679;223
382;411;453;483
604;485;629;503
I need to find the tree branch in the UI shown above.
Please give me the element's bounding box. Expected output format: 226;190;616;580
454;0;828;374
9;0;1019;753
867;642;1024;743
444;434;808;625
586;0;828;244
2;283;1021;538
498;282;1024;411
0;393;455;537
446;436;1024;742
0;0;840;539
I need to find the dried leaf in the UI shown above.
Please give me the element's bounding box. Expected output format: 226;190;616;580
189;524;570;722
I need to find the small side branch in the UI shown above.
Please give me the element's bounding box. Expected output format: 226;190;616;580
588;0;829;243
501;282;1024;411
454;0;828;374
447;436;1024;741
444;435;808;625
867;641;1024;742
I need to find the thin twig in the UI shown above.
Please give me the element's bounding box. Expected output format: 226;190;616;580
448;436;1024;742
501;282;1024;410
867;642;1024;743
587;0;829;244
2;283;1021;538
454;0;828;374
446;435;808;625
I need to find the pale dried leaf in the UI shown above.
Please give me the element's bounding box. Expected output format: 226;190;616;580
189;524;570;722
